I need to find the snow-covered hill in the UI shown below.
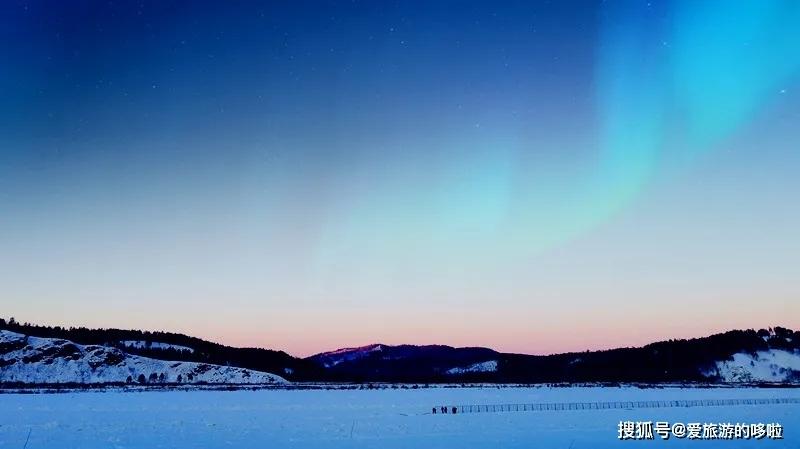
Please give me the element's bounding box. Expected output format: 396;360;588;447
0;330;287;385
709;349;800;383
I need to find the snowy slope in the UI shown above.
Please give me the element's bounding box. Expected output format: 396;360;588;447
0;330;286;385
710;349;800;382
445;360;498;375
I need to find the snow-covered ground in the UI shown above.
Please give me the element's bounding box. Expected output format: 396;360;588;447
0;386;797;448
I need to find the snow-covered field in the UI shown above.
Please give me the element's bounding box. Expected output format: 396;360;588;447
0;386;797;448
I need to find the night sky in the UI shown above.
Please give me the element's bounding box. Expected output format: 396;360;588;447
2;1;799;356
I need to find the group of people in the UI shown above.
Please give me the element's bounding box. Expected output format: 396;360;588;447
432;406;458;414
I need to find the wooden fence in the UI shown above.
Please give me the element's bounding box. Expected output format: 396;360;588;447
432;397;800;415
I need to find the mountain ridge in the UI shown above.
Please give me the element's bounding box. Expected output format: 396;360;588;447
1;318;798;384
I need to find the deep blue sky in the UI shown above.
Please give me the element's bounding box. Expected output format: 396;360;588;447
2;1;799;355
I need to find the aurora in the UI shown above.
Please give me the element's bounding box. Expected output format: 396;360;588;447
1;0;798;356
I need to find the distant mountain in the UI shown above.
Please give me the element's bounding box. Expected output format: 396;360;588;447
311;344;386;367
0;330;286;385
309;344;499;382
307;328;800;384
2;317;799;385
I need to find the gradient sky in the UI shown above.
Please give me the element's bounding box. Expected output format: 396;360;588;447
1;1;799;357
